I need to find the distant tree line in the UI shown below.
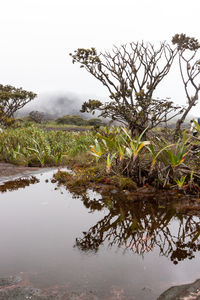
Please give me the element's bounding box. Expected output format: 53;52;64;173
21;112;105;127
56;115;104;126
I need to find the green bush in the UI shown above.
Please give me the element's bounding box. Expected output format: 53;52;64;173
56;115;104;127
56;115;88;126
87;118;103;126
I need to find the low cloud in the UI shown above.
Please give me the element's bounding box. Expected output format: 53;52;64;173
17;92;88;118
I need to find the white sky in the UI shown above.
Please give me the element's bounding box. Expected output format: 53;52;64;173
1;0;200;114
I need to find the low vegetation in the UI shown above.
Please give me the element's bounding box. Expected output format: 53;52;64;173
56;115;104;127
14;114;105;130
1;120;200;195
50;125;200;195
0;125;94;167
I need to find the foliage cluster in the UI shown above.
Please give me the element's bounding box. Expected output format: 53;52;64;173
56;115;104;127
88;126;200;190
1;122;200;193
0;126;94;167
28;111;46;123
0;85;37;126
18;115;105;129
71;43;182;136
71;34;200;137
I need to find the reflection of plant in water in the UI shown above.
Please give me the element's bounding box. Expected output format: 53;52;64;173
157;215;200;263
0;176;39;193
75;195;200;264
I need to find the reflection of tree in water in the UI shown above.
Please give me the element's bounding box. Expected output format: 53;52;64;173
0;176;39;193
75;194;200;264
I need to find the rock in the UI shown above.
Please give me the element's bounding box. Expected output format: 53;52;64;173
158;279;200;299
0;274;99;300
0;276;22;287
111;189;118;194
0;286;43;300
0;288;99;300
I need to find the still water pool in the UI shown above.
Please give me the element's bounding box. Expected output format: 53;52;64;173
0;169;200;299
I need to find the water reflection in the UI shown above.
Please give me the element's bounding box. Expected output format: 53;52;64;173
75;193;200;264
0;176;39;193
0;170;200;298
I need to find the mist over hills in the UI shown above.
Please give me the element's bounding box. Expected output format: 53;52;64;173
16;92;90;119
15;92;196;127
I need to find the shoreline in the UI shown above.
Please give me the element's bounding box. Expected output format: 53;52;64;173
0;162;55;183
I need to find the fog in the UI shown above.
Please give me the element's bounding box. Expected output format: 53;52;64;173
16;92;95;119
1;0;200;121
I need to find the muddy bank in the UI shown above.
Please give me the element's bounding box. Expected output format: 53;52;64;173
0;162;40;177
0;162;53;183
4;274;200;300
0;274;98;300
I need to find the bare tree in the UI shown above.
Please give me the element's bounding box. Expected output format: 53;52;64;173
75;193;200;264
0;84;36;125
172;34;200;135
29;110;45;123
70;42;182;136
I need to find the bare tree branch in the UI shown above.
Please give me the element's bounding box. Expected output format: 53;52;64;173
70;42;179;136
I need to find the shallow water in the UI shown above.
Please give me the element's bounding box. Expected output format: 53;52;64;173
0;169;200;299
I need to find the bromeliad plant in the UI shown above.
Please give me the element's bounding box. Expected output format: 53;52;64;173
121;127;150;160
174;176;187;188
106;153;116;173
89;139;105;160
89;138;117;173
89;126;198;188
89;126;151;181
147;132;192;186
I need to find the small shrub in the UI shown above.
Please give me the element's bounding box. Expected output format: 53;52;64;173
56;115;88;126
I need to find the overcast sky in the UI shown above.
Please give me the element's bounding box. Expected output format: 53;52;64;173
1;0;200;114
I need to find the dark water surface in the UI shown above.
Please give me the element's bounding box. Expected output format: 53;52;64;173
0;169;200;299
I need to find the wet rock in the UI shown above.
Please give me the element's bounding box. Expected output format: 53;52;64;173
0;274;99;300
63;291;99;300
111;189;118;194
0;286;43;300
0;288;99;300
0;162;40;180
123;190;130;195
0;276;22;287
158;279;200;299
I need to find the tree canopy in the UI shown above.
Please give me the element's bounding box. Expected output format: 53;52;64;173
70;42;182;135
172;34;200;134
0;84;37;125
70;35;200;136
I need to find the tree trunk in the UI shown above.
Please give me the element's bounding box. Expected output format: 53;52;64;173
130;126;146;139
174;98;197;140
